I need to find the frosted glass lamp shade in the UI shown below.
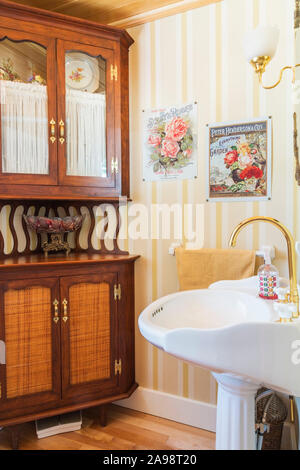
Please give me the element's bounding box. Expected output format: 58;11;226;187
244;26;280;63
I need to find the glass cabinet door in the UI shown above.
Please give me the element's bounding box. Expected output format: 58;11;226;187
57;40;116;189
0;29;57;185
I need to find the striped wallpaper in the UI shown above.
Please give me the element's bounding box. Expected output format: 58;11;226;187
128;0;297;405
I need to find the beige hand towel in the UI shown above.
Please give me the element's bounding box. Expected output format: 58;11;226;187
175;247;256;291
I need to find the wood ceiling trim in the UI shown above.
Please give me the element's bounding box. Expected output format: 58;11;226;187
7;0;223;28
0;0;134;46
108;0;223;28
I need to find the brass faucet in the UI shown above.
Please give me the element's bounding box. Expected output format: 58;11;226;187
229;216;299;318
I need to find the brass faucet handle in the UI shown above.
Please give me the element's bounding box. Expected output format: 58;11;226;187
274;302;294;323
274;287;290;303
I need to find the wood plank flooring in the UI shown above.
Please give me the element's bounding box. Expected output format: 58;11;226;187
0;404;216;450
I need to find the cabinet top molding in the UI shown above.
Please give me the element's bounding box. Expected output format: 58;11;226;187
0;0;134;47
0;253;140;273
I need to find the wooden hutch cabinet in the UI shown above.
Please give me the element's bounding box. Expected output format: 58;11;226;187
0;0;138;449
0;0;132;199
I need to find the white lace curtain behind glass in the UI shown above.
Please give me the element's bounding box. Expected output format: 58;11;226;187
0;81;106;176
0;80;48;174
66;89;106;178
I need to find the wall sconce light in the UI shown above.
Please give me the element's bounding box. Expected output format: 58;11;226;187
244;26;300;89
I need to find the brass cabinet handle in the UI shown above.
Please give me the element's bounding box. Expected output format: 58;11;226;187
111;158;119;175
50;118;56;144
59;120;65;145
53;299;59;323
62;298;68;322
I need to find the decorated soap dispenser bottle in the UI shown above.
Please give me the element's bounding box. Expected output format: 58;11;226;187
258;248;279;300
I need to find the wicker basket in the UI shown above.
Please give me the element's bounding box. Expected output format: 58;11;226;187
256;388;288;450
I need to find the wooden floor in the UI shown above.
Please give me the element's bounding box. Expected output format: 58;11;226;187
0;405;216;450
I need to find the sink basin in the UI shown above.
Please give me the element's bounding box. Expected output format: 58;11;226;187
139;278;300;395
138;276;300;450
142;289;272;330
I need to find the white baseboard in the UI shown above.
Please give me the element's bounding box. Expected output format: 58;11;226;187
114;386;217;433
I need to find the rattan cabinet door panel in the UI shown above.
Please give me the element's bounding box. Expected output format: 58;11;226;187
0;278;61;417
60;273;119;401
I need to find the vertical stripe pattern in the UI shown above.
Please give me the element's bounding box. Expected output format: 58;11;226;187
128;0;294;406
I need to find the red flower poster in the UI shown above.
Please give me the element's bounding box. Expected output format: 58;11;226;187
143;103;198;181
207;118;272;201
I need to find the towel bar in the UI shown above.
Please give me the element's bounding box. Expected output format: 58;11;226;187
169;243;276;260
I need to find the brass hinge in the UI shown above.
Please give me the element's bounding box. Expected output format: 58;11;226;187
115;359;122;375
114;283;121;301
111;158;119;175
111;64;118;81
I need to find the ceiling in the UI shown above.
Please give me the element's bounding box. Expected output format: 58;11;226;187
7;0;222;28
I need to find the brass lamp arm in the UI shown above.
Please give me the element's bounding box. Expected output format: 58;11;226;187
258;63;300;90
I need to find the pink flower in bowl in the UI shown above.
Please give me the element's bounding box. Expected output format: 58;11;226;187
165;117;188;141
148;134;161;147
161;138;179;159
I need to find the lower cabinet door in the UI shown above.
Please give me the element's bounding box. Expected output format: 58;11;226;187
60;273;119;400
0;278;61;417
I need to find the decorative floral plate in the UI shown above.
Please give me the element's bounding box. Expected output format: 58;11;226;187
65;52;100;92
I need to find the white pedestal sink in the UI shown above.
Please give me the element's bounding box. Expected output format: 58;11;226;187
138;277;300;450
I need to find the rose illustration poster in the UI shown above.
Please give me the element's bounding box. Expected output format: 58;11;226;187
207;118;272;201
143;103;198;181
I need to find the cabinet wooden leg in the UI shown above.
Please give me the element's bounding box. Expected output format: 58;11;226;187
9;425;21;450
99;405;107;427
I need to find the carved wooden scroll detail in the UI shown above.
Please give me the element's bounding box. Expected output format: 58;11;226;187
0;200;129;258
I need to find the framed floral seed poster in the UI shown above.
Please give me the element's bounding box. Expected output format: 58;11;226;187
207;117;272;202
143;103;198;181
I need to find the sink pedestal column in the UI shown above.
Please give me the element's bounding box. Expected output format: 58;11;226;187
212;373;259;450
